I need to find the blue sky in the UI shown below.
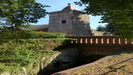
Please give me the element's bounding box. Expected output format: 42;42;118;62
33;0;107;29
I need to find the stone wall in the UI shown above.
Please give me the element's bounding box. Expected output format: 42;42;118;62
48;6;92;36
38;48;80;75
71;11;92;35
48;11;74;35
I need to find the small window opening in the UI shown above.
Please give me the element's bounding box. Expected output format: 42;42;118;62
61;20;67;24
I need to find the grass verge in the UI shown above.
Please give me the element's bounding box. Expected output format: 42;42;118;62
67;50;133;75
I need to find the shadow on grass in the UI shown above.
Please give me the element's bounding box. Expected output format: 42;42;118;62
102;57;133;75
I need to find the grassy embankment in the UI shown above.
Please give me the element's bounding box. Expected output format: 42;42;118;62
0;30;66;75
68;50;133;75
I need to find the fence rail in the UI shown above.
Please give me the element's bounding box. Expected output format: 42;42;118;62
66;36;133;45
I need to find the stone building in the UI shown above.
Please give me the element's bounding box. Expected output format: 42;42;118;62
12;5;112;36
48;5;92;35
22;5;103;36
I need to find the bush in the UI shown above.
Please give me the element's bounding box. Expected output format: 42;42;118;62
0;41;42;73
19;38;65;51
0;30;66;44
31;32;66;38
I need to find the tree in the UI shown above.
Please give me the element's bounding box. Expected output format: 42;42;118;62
76;0;133;38
0;0;48;28
96;25;105;32
96;23;117;34
105;23;115;33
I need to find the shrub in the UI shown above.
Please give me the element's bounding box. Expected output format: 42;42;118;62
0;30;66;44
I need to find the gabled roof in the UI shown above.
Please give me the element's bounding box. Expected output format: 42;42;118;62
61;5;78;11
49;5;79;14
20;24;48;31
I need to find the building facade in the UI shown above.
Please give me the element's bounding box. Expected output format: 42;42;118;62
48;5;92;35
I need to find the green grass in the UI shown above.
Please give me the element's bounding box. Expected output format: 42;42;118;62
0;39;60;74
67;50;133;75
0;30;66;74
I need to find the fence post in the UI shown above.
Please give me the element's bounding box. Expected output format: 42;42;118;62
109;36;114;45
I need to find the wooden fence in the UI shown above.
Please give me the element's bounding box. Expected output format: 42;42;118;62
66;36;133;45
65;36;133;55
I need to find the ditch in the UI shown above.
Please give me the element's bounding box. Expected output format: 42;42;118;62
38;49;106;75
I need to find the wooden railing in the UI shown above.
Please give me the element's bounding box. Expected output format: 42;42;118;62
66;36;133;45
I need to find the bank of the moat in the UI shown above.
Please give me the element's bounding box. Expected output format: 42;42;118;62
38;48;106;75
0;47;107;75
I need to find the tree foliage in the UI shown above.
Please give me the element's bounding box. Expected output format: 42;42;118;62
96;25;105;32
105;23;116;33
96;23;116;34
78;0;133;38
0;0;48;28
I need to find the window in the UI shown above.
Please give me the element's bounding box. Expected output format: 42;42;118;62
61;20;67;24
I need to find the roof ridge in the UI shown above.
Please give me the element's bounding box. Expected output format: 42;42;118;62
61;5;78;11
